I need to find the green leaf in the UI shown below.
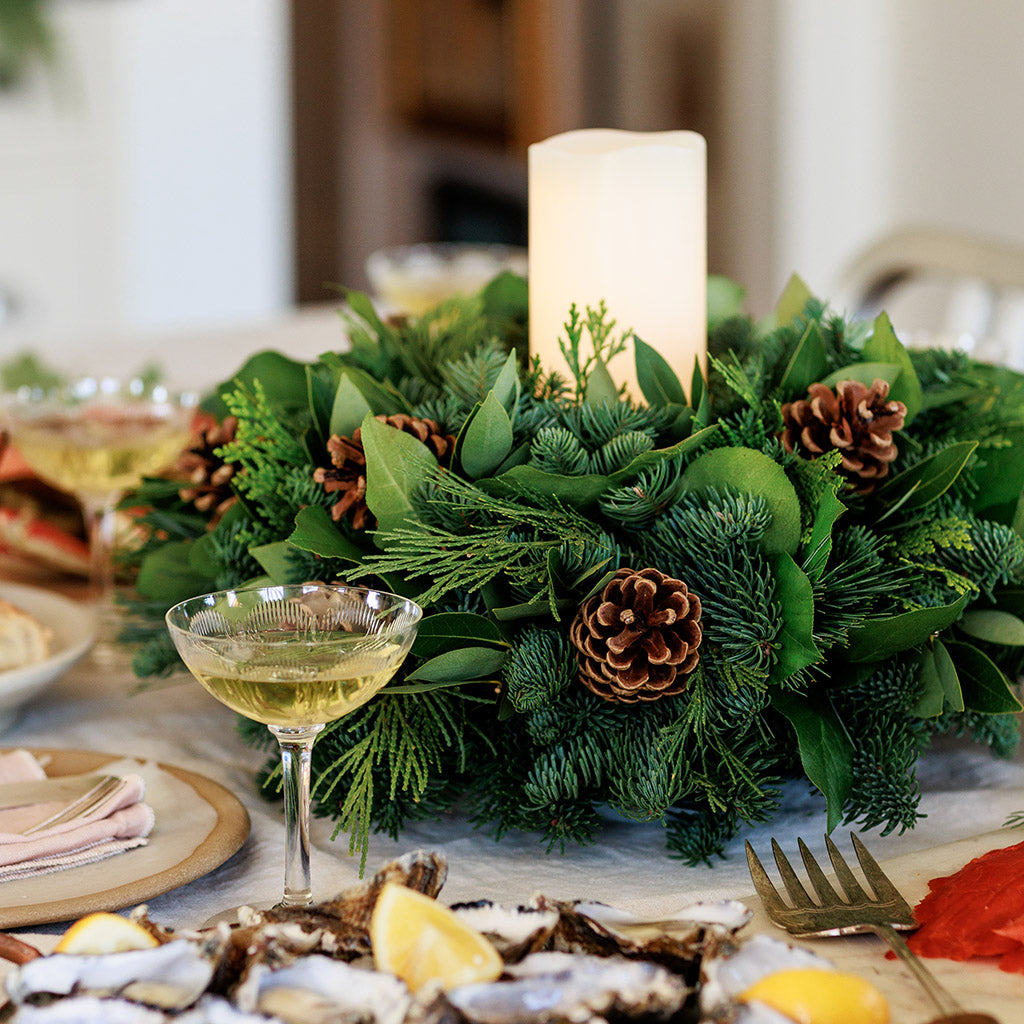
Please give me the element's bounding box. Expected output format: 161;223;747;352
802;487;847;581
460;391;514;479
861;312;923;424
405;646;509;682
492;350;521;419
361;414;439;538
707;274;746;328
771;553;822;680
875;441;977;513
608;425;719;485
345;289;389;336
845;591;971;662
690;358;706;413
914;640;964;717
250;541;296;583
774;274;814;326
480;271;528;319
411;612;508;659
206;350;311;418
136;541;215;603
820;362;901;390
959;609;1024;647
989;588;1024;618
972;429;1024;514
329;373;373;438
490;598;577;621
333;365;411;416
681;446;802;554
584;357;619;406
634;336;687;407
480;466;611;508
772;691;853;831
779;320;829;397
944;640;1023;714
288;505;367;562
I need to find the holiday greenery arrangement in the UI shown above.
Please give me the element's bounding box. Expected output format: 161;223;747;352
128;273;1024;866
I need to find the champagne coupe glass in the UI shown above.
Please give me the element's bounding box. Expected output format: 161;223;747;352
166;583;422;911
1;375;197;648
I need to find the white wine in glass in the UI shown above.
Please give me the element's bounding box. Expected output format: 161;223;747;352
2;375;197;647
166;583;422;912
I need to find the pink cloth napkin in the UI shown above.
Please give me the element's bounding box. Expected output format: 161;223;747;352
0;750;155;882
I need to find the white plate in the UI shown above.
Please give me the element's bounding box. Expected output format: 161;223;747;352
0;582;95;731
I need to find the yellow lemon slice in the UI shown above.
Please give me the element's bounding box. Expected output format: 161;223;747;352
54;912;160;955
741;967;889;1024
370;882;503;991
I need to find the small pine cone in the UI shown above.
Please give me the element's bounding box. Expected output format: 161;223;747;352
781;378;906;493
174;415;238;526
569;567;702;704
314;414;455;530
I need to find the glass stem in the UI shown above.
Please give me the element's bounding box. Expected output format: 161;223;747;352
270;723;325;908
80;495;119;643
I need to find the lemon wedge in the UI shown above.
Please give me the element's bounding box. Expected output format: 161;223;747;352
54;912;159;955
740;967;889;1024
370;882;502;991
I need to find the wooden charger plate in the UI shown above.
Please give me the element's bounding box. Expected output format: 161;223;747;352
0;748;250;930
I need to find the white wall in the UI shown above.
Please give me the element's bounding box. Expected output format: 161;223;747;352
0;0;292;365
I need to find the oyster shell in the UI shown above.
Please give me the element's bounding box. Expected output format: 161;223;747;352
236;850;448;961
5;996;170;1023
447;950;690;1024
5;937;223;1012
449;900;559;962
234;953;412;1024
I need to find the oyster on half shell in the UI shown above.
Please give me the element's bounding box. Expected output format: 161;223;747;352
449;900;560;962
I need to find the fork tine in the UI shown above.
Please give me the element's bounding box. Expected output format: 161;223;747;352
744;841;791;920
797;837;845;905
823;833;872;903
771;837;816;908
848;833;914;912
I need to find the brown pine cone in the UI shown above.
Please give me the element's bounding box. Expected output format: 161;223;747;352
569;567;702;704
314;414;455;530
780;378;906;493
175;415;238;526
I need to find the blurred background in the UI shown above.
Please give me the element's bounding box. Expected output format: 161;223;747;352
2;0;1024;375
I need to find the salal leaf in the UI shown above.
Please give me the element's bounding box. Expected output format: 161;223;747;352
771;554;822;680
607;425;719;485
480;466;610;508
206;350;310;418
959;609;1024;647
136;541;215;602
780;320;829;397
584;357;619;406
361;413;438;539
288;505;367;562
875;441;977;512
707;274;746;328
634;336;687;407
345;289;388;336
411;612;508;659
772;691;852;831
461;391;514;480
250;541;296;583
480;271;528;319
332;364;410;416
681;447;801;554
691;358;706;413
945;640;1023;714
820;362;901;390
802;487;846;581
774;274;814;327
330;373;373;438
492;350;521;420
490;598;577;621
914;639;964;717
845;592;971;662
972;428;1024;515
405;646;509;682
861;312;923;424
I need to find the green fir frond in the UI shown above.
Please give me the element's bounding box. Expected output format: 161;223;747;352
589;430;654;474
530;426;590;475
504;626;575;711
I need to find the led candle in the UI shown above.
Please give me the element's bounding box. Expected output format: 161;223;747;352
528;129;706;397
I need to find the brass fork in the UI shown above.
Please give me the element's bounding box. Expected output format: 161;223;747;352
746;833;999;1024
22;775;124;835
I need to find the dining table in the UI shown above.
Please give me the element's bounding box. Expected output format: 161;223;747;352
1;568;1023;1023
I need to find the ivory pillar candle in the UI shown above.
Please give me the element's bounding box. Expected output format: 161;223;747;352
528;129;707;397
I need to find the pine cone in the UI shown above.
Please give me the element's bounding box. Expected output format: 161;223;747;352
314;414;455;530
569;567;702;703
781;378;906;493
175;415;238;526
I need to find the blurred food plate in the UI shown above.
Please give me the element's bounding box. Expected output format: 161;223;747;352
0;582;95;731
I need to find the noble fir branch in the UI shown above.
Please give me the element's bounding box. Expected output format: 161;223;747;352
438;339;515;417
503;626;575;712
589;430;655;475
598;458;689;530
530;426;590;475
560;400;675;451
933;516;1024;599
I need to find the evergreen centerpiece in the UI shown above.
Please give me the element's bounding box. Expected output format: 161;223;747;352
128;274;1024;866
